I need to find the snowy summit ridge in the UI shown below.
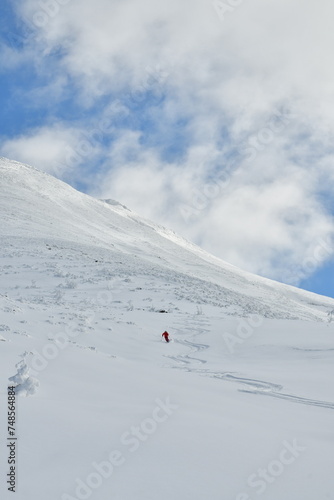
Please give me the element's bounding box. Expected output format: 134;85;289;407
0;157;332;321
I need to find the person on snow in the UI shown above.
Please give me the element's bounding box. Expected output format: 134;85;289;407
162;331;170;343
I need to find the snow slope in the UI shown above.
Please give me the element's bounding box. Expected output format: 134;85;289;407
0;157;332;320
0;157;333;500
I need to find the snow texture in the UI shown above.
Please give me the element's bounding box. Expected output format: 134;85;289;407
0;157;333;500
8;356;39;397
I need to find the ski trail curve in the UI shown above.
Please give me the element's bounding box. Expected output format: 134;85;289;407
166;314;334;411
239;387;334;410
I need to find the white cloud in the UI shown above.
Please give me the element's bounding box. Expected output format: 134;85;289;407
0;123;102;181
7;0;334;281
93;125;334;282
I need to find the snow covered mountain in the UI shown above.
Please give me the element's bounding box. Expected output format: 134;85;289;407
0;157;333;500
0;157;332;320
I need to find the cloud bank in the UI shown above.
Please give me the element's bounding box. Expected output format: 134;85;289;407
1;0;334;283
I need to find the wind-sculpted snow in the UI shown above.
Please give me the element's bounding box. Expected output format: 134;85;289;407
0;157;334;500
8;357;39;396
0;157;332;321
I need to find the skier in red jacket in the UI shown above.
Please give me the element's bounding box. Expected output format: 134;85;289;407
162;331;170;343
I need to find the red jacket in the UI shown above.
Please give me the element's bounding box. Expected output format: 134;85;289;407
162;331;169;341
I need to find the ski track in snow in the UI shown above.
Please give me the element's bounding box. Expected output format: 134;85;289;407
2;160;334;499
167;314;334;411
3;237;334;412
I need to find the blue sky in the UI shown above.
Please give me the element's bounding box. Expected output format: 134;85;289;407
301;263;333;299
1;0;333;298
